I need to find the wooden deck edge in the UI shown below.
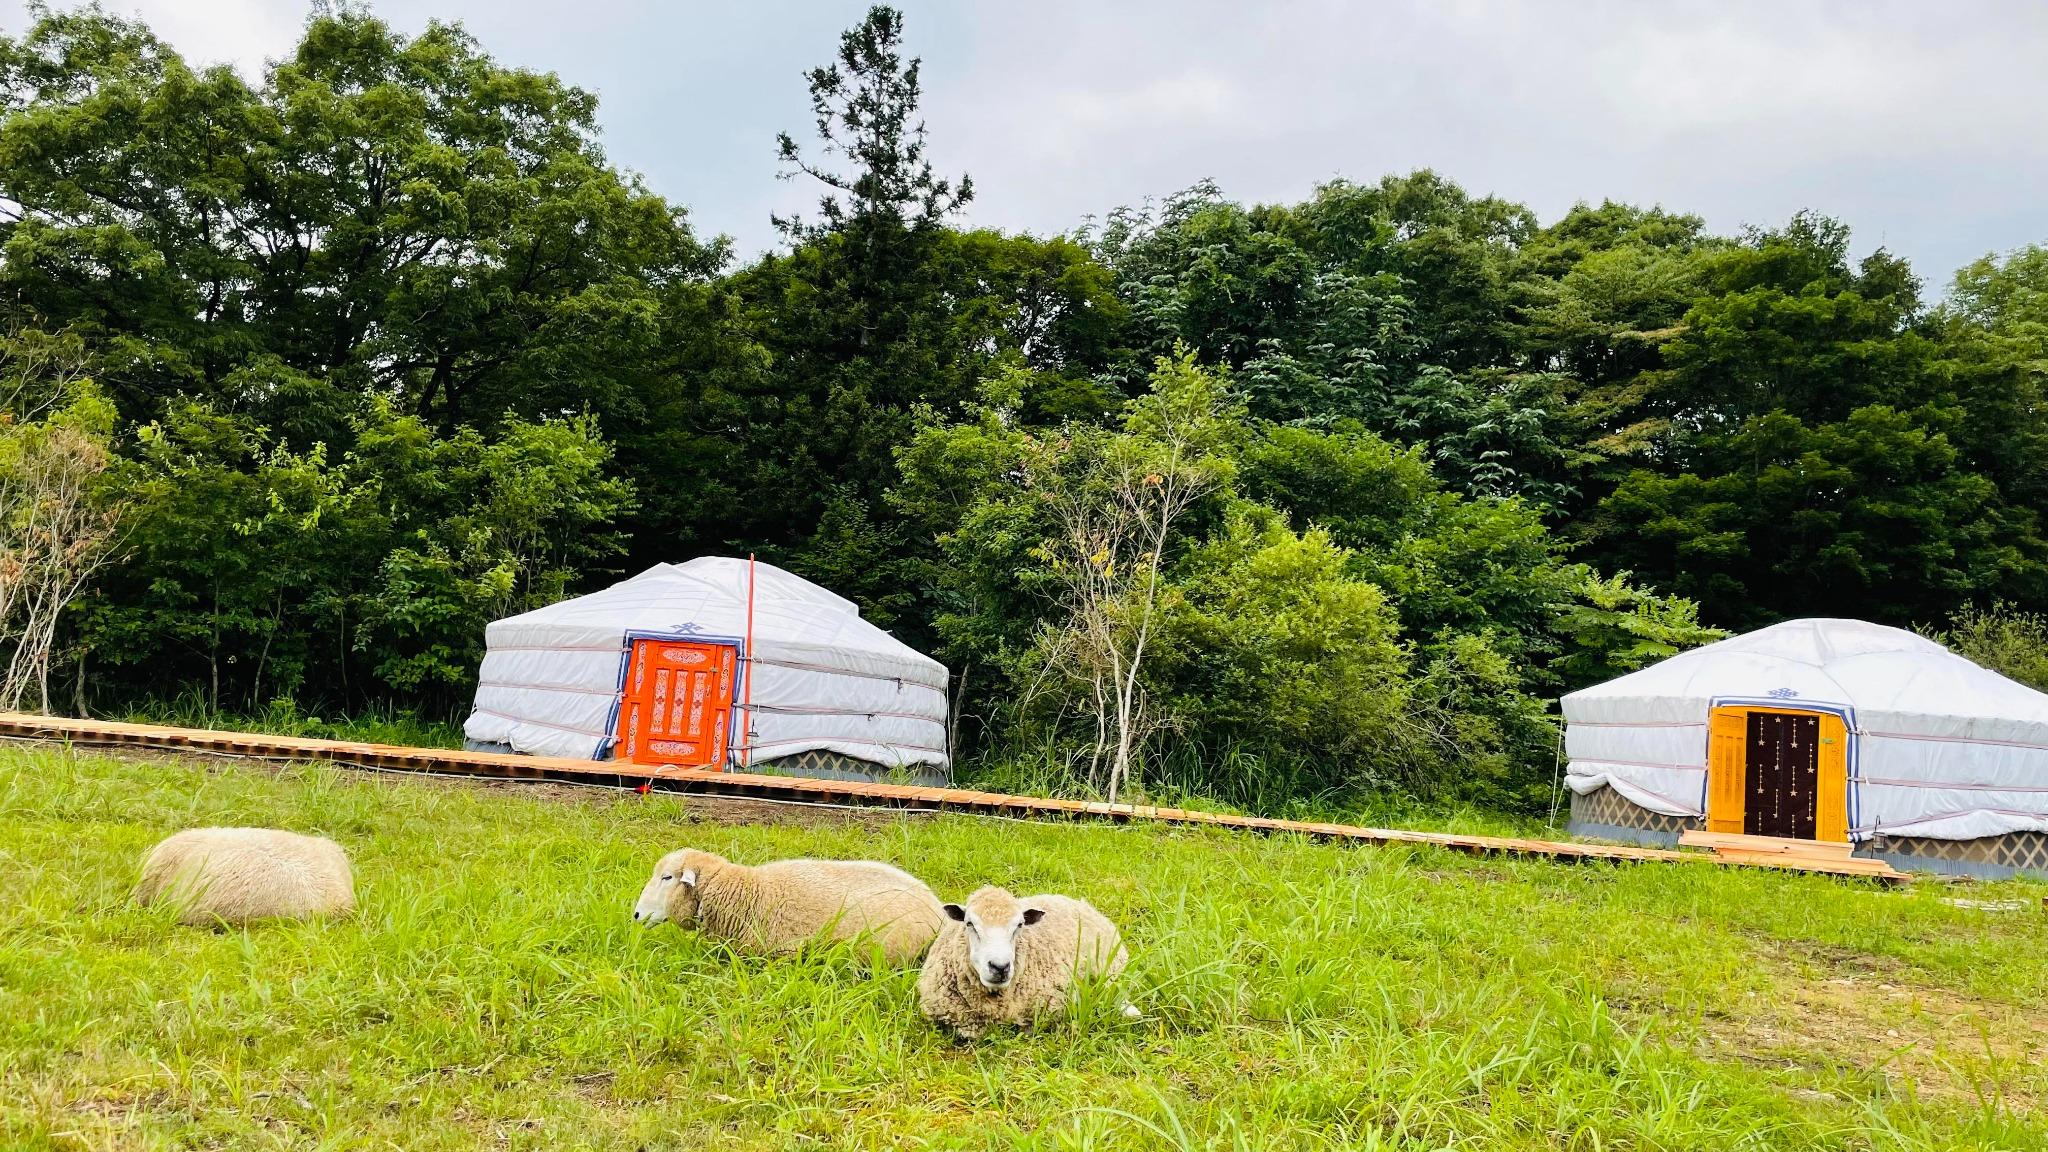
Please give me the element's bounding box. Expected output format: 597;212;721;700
0;712;1907;883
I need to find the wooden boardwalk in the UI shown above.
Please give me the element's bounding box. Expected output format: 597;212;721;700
1677;829;1904;880
0;712;1905;882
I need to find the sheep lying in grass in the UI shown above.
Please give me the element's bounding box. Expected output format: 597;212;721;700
633;848;945;965
917;885;1134;1039
136;828;355;926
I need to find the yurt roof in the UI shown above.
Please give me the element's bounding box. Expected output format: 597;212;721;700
485;558;946;690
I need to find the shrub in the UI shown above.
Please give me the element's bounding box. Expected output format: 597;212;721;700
1927;602;2048;691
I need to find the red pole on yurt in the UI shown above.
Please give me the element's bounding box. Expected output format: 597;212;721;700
742;552;757;770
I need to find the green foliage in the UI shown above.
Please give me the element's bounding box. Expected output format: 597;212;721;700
1594;406;2035;629
1159;512;1416;790
0;3;713;432
773;4;969;240
85;398;631;711
1925;602;2048;692
634;10;1130;627
1550;570;1728;687
1093;180;2048;642
1093;175;1573;503
1574;220;2048;626
899;355;1708;810
1933;245;2048;510
1239;422;1722;693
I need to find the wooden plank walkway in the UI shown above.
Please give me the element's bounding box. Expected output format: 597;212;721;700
0;712;1906;882
1677;829;1904;881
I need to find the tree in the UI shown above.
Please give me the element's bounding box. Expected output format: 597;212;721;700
1577;218;2048;628
1592;407;2038;628
896;353;1720;812
0;4;717;433
1157;511;1419;799
1934;245;2048;509
1091;175;1578;506
1648;214;1928;431
84;398;633;714
774;5;970;246
0;331;124;711
0;5;668;716
1021;350;1234;800
668;4;1126;636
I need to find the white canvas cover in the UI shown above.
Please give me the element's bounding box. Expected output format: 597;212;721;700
1563;618;2048;840
465;558;949;770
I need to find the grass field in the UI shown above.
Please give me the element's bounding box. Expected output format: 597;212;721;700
2;744;2045;1150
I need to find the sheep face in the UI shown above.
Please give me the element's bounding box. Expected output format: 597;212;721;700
944;887;1046;994
633;849;702;927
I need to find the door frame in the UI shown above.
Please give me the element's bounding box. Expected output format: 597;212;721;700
1705;700;1850;842
609;631;746;768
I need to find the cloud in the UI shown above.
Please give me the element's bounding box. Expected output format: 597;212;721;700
1055;71;1242;134
20;0;302;77
1;0;2043;280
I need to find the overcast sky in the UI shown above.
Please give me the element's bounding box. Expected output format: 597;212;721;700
5;1;2045;287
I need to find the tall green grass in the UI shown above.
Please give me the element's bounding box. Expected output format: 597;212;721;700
114;691;468;749
964;738;1551;836
2;744;2043;1149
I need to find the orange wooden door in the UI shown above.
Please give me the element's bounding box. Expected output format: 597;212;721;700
614;640;736;768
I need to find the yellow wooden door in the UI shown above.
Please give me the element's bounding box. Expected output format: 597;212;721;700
1814;713;1848;843
1707;707;1747;834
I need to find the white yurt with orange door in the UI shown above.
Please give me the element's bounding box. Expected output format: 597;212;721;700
464;558;949;784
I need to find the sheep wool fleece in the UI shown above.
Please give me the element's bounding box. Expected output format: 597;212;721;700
918;886;1128;1038
137;827;356;926
659;850;945;965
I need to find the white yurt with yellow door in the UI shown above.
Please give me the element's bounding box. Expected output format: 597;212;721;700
1564;617;2048;877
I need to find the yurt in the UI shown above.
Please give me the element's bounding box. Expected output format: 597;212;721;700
464;558;950;786
1563;617;2048;878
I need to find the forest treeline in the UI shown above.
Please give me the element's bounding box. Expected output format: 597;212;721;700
2;5;2044;811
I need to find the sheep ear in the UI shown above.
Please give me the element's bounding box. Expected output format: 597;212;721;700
679;867;697;887
942;903;966;922
1021;907;1046;926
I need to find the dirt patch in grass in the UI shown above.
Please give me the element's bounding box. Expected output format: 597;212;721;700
1694;941;2048;1107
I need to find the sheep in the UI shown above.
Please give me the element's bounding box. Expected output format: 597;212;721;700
632;848;945;966
917;885;1135;1039
135;828;355;926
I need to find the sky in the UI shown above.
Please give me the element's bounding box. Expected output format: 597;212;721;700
3;0;2044;286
